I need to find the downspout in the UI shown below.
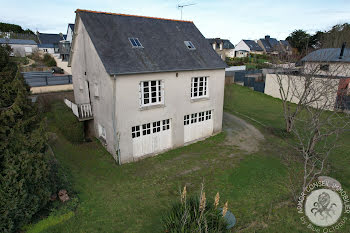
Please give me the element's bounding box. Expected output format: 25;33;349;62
112;75;121;165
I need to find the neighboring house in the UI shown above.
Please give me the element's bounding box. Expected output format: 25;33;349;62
207;38;235;60
265;45;350;111
234;40;264;55
59;24;75;61
66;24;75;43
37;32;64;54
234;50;249;58
68;9;227;164
279;40;292;54
258;35;292;55
0;38;37;57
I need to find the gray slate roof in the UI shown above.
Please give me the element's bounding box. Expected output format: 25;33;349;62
68;24;75;32
77;10;227;75
259;39;272;52
243;40;263;51
37;33;63;45
301;48;350;63
207;38;234;49
0;38;37;45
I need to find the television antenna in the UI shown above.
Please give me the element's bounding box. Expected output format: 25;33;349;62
177;3;196;20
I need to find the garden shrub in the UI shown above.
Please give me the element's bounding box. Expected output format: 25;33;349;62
162;186;230;233
51;102;84;144
43;54;57;67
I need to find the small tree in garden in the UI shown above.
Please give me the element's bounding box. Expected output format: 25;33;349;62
162;184;231;233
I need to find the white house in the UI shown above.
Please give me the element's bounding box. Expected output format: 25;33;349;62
0;38;38;57
234;40;264;55
66;24;75;43
68;9;227;164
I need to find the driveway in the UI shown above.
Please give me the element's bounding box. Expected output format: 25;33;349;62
223;112;264;153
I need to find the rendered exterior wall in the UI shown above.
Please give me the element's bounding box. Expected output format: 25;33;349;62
304;62;350;77
265;74;339;111
71;17;118;160
115;68;225;163
8;44;38;57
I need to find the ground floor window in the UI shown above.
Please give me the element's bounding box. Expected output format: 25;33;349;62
132;118;171;138
184;110;212;125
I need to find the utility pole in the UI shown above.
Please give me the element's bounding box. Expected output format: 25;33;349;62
177;3;196;20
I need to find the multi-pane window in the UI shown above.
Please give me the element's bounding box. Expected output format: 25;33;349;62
198;112;205;122
191;113;197;124
184;110;212;126
153;121;161;133
140;80;163;106
206;110;212;120
163;119;170;130
132;126;141;138
129;38;143;48
142;123;151;136
184;115;190;125
132;119;171;139
191;77;208;99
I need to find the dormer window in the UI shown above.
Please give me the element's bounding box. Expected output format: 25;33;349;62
129;38;143;48
184;41;195;50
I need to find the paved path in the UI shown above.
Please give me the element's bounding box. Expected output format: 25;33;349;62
223;112;264;153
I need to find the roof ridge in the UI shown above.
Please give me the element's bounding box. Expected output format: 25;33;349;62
76;9;193;23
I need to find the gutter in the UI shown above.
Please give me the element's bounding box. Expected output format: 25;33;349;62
112;75;121;165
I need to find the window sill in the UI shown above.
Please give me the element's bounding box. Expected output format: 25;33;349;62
191;97;210;103
139;104;165;111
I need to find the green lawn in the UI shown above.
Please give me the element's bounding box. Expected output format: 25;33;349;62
29;84;350;232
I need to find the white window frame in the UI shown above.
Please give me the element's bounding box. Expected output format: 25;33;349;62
184;41;196;50
139;80;164;107
191;77;208;99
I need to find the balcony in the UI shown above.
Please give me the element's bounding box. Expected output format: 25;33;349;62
64;98;93;121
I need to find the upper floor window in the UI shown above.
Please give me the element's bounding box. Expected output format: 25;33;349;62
191;77;208;99
139;80;164;107
184;41;195;50
129;38;143;48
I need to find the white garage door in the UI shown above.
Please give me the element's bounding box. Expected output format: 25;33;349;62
184;110;213;143
132;119;172;158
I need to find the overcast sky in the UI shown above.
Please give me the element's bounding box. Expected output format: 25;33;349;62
1;0;350;45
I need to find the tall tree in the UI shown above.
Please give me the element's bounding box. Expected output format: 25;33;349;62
0;46;52;232
286;30;311;53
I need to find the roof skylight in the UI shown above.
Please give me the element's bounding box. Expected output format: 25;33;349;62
184;41;195;50
129;38;143;48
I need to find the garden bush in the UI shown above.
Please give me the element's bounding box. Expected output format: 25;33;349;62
43;54;57;67
50;102;84;144
162;186;230;233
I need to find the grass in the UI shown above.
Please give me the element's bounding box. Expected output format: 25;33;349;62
35;85;350;232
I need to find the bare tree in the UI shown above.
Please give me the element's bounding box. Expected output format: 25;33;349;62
272;49;350;197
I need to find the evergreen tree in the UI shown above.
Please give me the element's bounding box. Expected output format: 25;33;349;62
0;46;52;232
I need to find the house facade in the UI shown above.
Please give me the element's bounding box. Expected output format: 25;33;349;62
207;38;235;60
37;32;64;54
0;38;38;57
234;40;264;55
69;9;227;164
257;35;292;55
